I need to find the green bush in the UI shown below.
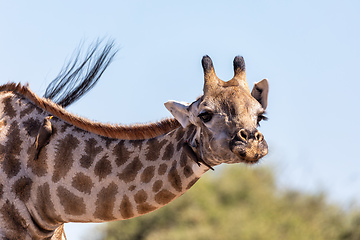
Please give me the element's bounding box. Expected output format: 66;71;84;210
91;166;360;240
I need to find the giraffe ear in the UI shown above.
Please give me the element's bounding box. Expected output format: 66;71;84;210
164;100;191;128
251;79;269;110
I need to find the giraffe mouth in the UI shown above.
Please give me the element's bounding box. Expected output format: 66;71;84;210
229;139;268;164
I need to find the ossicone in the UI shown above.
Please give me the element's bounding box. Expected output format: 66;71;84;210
202;55;219;94
233;55;246;82
233;56;245;74
201;55;214;73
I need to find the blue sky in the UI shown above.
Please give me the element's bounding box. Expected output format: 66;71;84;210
1;1;359;239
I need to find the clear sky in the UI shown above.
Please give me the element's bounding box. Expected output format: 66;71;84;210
1;1;359;239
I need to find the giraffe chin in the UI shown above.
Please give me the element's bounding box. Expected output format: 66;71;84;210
239;156;262;165
234;151;266;164
230;141;268;164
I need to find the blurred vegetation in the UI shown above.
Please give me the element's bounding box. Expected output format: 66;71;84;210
89;166;360;240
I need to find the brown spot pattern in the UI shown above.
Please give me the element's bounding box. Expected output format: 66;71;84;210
128;185;136;191
94;155;112;181
175;128;184;141
0;184;3;199
2;96;16;118
152;180;163;193
20;104;36;118
176;139;184;152
52;134;80;183
140;166;155;183
168;163;182;192
100;136;115;148
72;126;87;134
113;140;132;167
27;145;49;177
72;173;94;194
162;143;174;161
0;122;22;179
186;126;197;139
118;157;143;183
137;203;157;214
158;164;168;175
175;143;182;155
155;189;176;205
12;176;33;202
180;151;188;167
134;190;148;204
57;186;86;216
120;195;134;219
37;183;62;225
0;200;27;239
80;138;103;169
145;138;167;161
183;165;194;178
131;140;143;150
94;182;118;220
186;177;200;190
60;122;71;133
22;118;41;137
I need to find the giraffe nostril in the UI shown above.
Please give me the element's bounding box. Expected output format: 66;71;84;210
238;129;248;142
255;131;263;141
235;129;264;143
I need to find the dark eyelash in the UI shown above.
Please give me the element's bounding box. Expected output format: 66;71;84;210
259;115;268;121
257;114;268;126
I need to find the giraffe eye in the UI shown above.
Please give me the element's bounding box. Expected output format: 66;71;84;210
198;111;213;123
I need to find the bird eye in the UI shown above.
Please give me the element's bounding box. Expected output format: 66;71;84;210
198;111;213;123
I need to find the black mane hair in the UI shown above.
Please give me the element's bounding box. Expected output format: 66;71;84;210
44;39;118;108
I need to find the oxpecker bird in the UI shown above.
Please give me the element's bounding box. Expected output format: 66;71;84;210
34;115;53;160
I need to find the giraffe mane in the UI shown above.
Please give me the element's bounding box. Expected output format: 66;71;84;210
0;82;181;140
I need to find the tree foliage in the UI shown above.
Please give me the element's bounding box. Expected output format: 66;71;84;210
89;166;360;240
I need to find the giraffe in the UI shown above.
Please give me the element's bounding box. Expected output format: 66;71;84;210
0;55;269;239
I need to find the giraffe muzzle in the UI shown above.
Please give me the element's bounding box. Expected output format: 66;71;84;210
229;129;268;163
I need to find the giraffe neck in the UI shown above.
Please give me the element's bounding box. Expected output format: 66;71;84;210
0;91;210;238
0;90;210;239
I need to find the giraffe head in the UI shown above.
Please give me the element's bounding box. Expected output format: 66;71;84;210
165;55;269;166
